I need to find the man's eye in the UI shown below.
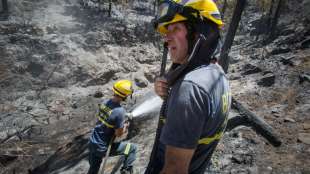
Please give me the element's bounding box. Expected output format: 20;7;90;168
172;27;179;32
167;27;179;34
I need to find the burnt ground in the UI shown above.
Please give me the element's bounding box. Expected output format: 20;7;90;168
0;0;309;174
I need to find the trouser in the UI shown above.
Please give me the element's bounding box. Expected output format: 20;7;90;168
87;141;137;174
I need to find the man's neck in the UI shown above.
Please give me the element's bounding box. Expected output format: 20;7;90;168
112;96;122;104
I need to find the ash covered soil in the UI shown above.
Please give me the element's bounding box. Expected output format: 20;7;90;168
0;0;309;174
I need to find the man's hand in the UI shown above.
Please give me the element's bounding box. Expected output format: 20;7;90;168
154;77;168;99
114;121;130;141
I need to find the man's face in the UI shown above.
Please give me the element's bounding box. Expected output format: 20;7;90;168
164;22;188;64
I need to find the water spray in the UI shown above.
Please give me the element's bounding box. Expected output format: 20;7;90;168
126;95;162;119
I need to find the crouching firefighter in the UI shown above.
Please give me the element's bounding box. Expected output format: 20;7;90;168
88;80;137;174
145;0;231;173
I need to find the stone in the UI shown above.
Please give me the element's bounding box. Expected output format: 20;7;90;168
299;73;310;84
241;63;262;75
229;73;242;80
49;117;58;124
231;154;253;165
230;54;242;64
266;45;291;55
0;131;8;139
26;95;34;100
26;61;44;78
26;106;33;111
47;72;68;88
284;118;296;123
71;102;78;109
280;56;295;66
303;123;310;130
298;133;310;145
271;109;279;114
300;38;310;49
257;73;275;87
134;76;148;88
93;91;103;98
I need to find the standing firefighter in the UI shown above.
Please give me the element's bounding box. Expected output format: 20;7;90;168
145;0;231;173
88;80;137;174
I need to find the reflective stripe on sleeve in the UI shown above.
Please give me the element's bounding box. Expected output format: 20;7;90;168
198;131;224;145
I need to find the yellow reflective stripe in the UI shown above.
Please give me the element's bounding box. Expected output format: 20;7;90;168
99;105;112;115
96;104;114;128
160;118;166;123
96;113;114;128
160;116;166;124
198;117;228;145
124;143;131;155
198;131;224;145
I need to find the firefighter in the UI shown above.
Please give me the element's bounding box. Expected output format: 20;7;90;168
88;80;137;174
146;0;231;173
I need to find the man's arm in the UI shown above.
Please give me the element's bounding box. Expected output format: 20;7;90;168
160;145;195;174
160;81;210;173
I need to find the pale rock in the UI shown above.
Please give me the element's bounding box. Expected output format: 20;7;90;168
298;133;310;145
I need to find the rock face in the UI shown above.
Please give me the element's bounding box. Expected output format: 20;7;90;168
0;0;310;174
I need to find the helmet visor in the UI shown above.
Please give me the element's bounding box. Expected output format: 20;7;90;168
153;0;200;30
153;0;184;29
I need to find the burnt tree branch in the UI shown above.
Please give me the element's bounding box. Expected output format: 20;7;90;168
226;97;282;147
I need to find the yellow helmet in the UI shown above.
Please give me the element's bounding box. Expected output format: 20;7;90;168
155;0;223;34
112;80;133;98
